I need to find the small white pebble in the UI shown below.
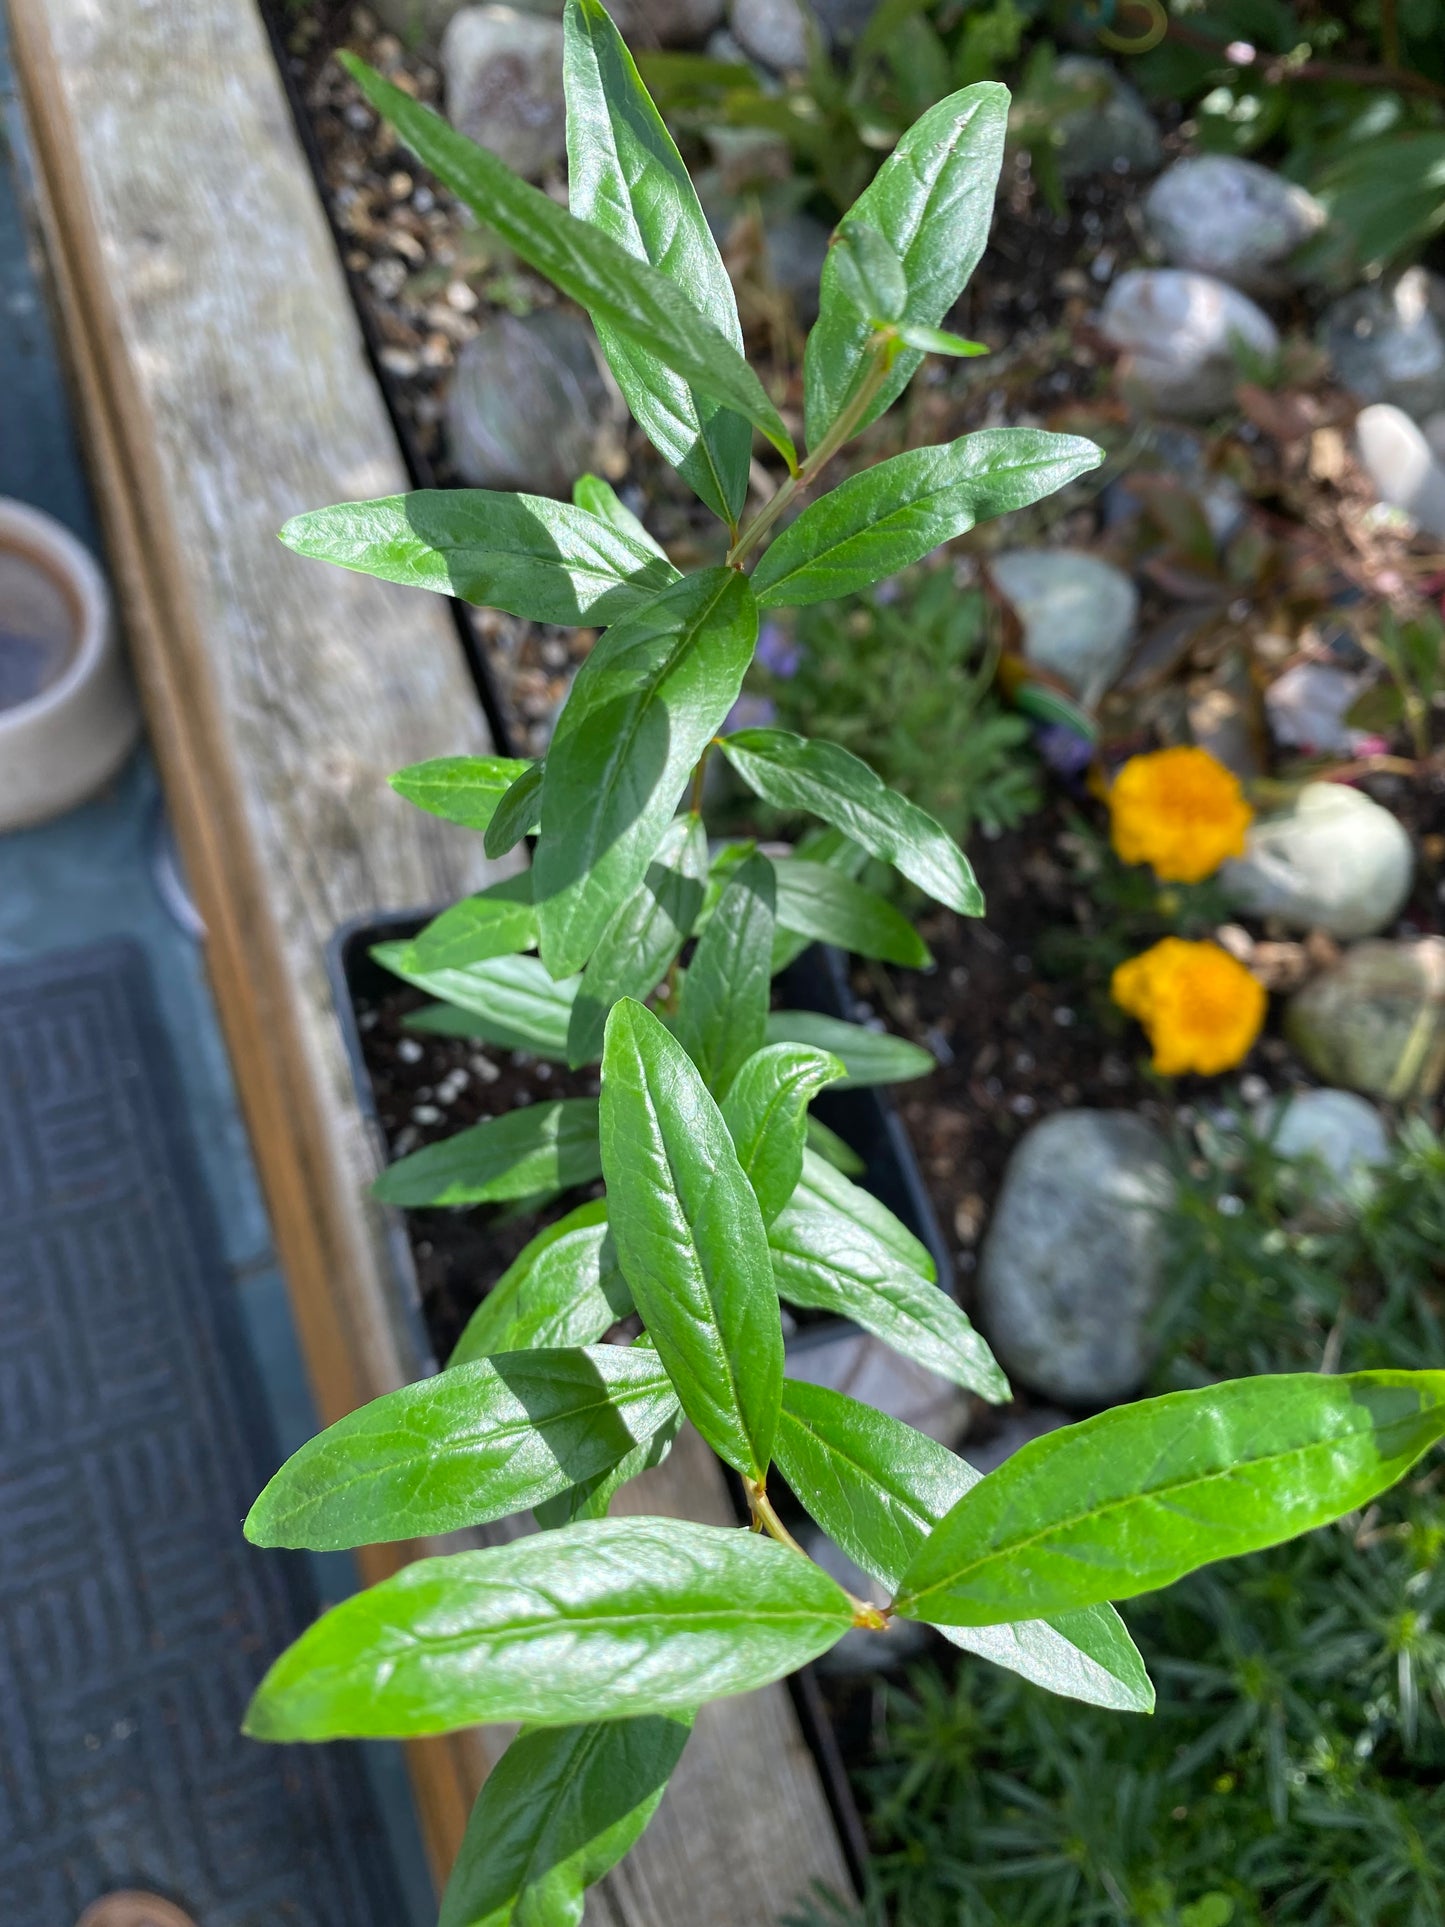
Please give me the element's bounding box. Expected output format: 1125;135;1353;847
397;1037;424;1064
412;1104;443;1126
393;1125;420;1156
358;1009;378;1031
470;1053;500;1083
1218;1193;1245;1217
536;1062;554;1080
1239;1073;1270;1106
1052;1006;1076;1027
1009;1093;1037;1117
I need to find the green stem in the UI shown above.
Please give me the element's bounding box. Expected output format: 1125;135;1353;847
744;1475;890;1630
726;335;898;570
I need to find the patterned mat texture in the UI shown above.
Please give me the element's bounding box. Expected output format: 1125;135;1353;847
0;940;406;1925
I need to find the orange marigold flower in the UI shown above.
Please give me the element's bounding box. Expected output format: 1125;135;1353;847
1108;745;1253;884
1112;937;1267;1077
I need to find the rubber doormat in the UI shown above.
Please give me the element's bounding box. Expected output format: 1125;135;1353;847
0;940;406;1926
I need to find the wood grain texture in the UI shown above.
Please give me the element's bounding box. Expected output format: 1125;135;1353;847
9;0;852;1913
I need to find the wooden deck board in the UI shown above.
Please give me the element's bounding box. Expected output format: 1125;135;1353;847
8;0;852;1914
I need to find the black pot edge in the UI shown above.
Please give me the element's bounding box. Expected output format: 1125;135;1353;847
329;907;956;1377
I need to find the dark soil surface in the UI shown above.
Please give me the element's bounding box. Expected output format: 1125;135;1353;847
356;980;603;1363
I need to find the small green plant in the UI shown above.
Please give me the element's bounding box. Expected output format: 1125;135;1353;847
1349;602;1445;762
241;8;1445;1918
752;567;1045;847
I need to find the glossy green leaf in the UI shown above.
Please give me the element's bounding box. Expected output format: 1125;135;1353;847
764;1009;935;1088
720;728;982;915
373;1098;601;1207
896;321;989;358
534;1401;682;1530
803;83;1008;448
534;569;757;978
408;874;537;972
389;755;534;833
803;1114;865;1176
279;490;678;627
772;1382;1153;1713
449;1203;632;1365
694;837;757;936
600;999;782;1477
897;1370;1445;1629
244;1345;678;1550
485;762;546;860
769;1195;1008;1401
752;431;1103;610
771;858;931;968
829;219;906;324
564;0;751;525
244;1516;854;1738
721;1043;846;1225
768;828;869;973
572;473;666;557
438;1715;692;1927
566;813;708;1069
792;1147;933;1278
377;945;578;1058
674;851;775;1095
341;56;797;470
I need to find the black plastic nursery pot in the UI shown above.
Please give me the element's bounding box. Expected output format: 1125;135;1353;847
328;909;948;1888
329;908;956;1377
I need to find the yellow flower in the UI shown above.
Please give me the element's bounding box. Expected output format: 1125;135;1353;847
1112;938;1267;1077
1108;746;1253;884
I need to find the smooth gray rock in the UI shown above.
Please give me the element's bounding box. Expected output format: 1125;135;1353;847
990;549;1138;708
1222;782;1414;941
961;1406;1070;1476
442;5;567;181
783;1331;970;1446
1355;403;1445;540
1322;269;1445;419
978;1110;1176;1405
1287;939;1445;1102
1100;269;1279;417
1253;1087;1389;1217
730;0;810;68
1424;410;1445;464
606;0;726;43
1145;155;1324;294
1051;56;1162;181
446;310;624;494
1263;660;1367;755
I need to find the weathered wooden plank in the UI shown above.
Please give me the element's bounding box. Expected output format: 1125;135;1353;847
10;0;853;1913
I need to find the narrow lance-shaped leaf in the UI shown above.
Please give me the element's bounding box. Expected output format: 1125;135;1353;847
389;755;533;833
771;858;931;969
534;569;757;978
535;1397;682;1530
244;1346;679;1550
280;490;678;626
829;219;906;324
407;872;536;973
721;727;983;916
769;1194;1009;1402
804;83;1008;448
765;1009;936;1088
244;1517;854;1738
897;1370;1445;1629
566;812;708;1069
792;1147;934;1278
564;0;751;525
752;430;1104;610
769;827;869;974
438;1715;693;1927
341;55;797;470
374;1098;600;1207
772;1381;1153;1714
449;1202;633;1366
675;851;775;1096
485;761;546;860
804;1114;865;1176
601;999;783;1478
376;944;578;1058
573;472;667;557
721;1043;846;1226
